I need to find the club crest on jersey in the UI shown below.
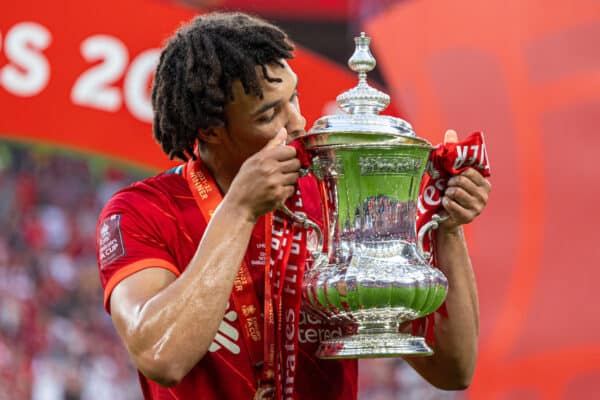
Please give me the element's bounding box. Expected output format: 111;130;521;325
241;304;256;317
98;214;126;268
209;303;240;355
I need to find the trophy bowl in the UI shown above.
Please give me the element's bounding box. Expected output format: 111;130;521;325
294;33;448;359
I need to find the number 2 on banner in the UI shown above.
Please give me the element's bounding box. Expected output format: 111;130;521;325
71;35;159;123
71;35;127;112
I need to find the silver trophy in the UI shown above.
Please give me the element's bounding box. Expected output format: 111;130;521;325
283;33;448;359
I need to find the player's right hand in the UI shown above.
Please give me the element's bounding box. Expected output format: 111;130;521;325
225;128;301;222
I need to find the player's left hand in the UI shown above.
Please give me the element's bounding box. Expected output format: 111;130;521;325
439;130;491;232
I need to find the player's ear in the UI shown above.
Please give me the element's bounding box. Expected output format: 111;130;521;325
198;126;226;145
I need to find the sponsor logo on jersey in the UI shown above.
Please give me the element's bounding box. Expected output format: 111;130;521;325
207;307;343;356
209;303;241;355
298;310;343;344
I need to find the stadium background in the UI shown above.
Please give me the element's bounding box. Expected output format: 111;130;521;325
1;0;599;398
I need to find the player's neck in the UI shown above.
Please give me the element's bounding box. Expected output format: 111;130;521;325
198;147;236;195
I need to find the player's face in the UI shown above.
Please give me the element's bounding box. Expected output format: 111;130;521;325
221;60;306;168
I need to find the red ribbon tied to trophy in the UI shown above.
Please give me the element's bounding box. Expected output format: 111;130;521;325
414;131;491;342
416;131;491;255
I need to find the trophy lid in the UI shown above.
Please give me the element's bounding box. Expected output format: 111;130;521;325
302;33;431;149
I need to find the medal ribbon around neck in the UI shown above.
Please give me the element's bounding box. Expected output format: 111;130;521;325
183;157;306;399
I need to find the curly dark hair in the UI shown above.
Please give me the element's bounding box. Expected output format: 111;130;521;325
151;12;295;161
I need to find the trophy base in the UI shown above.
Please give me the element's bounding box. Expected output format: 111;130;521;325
316;332;432;359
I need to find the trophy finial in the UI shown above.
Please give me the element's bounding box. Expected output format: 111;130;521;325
336;32;390;115
348;32;376;74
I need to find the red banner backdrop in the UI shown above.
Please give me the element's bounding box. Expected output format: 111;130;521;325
364;0;600;398
169;0;356;20
0;0;358;170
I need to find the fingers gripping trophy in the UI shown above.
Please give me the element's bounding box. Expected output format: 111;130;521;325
284;33;448;359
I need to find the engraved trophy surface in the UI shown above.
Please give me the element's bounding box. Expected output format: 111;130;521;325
296;33;448;359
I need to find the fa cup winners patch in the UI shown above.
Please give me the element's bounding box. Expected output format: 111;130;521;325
98;214;126;268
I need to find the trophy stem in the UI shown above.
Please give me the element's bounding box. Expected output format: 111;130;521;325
316;320;433;359
356;320;400;335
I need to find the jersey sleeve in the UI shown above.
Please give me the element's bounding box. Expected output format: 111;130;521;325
96;187;181;313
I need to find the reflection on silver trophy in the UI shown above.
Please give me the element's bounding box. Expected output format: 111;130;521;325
283;33;448;358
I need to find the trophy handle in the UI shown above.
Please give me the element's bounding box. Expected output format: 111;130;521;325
277;139;326;260
417;213;449;261
278;203;325;261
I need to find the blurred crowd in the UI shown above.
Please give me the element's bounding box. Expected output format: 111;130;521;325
0;141;458;399
0;142;141;399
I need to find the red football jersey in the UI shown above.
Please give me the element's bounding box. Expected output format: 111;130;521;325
96;167;357;399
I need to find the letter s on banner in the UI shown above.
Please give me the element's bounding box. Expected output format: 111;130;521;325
0;22;52;97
